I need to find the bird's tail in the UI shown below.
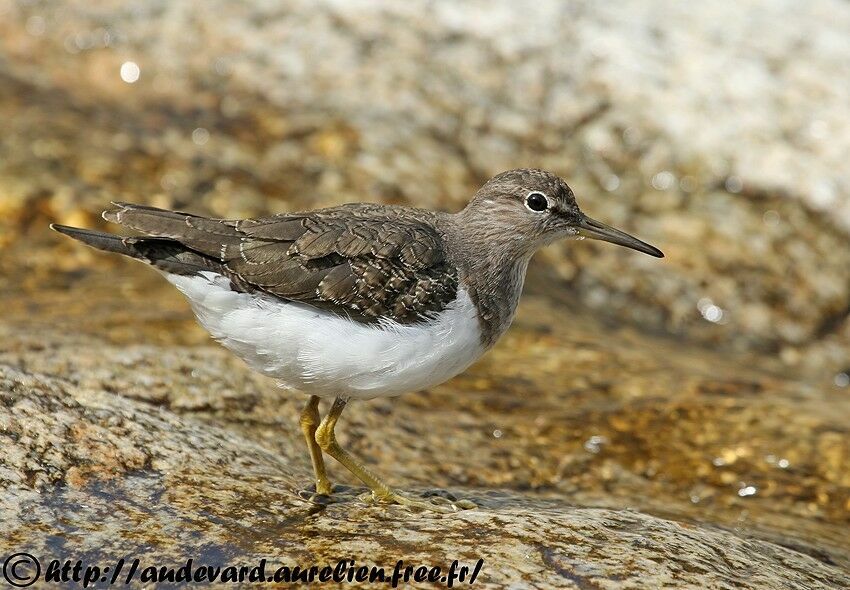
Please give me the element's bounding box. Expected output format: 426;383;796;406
51;224;142;258
50;223;221;276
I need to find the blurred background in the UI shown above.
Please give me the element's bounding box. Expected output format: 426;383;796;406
1;0;849;570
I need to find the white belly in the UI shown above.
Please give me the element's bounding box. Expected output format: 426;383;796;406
165;272;485;400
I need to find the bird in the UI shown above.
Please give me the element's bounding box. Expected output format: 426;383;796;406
51;168;663;512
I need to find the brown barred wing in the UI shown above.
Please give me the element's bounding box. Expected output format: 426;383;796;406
104;202;458;324
228;205;458;323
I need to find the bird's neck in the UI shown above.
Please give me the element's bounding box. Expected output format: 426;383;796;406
438;211;533;348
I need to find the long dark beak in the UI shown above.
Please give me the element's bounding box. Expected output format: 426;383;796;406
576;216;664;258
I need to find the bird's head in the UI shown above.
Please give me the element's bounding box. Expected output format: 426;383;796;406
461;168;663;259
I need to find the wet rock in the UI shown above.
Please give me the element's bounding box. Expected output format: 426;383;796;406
2;360;848;589
3;286;850;576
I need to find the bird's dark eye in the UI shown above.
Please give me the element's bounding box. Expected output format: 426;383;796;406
525;191;549;212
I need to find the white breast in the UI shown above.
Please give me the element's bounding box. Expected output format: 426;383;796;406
165;272;485;400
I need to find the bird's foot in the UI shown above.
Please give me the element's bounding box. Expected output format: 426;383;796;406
360;489;477;513
297;483;361;506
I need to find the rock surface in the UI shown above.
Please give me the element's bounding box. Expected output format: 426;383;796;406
2;281;850;586
2;353;849;589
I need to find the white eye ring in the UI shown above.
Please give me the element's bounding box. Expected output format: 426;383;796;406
525;191;550;212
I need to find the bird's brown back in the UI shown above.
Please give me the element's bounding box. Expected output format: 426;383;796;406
103;202;459;323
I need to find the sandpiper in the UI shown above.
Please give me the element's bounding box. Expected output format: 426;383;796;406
52;168;662;512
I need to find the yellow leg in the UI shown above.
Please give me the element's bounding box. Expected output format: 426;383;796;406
314;397;394;499
300;395;331;495
314;397;473;512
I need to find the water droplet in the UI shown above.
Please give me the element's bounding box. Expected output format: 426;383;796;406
738;485;757;497
703;305;723;323
651;171;675;191
492;429;503;439
764;454;790;469
762;210;781;226
697;298;725;323
834;372;850;387
120;61;141;84
690;494;701;504
602;174;620;192
712;457;726;467
584;435;607;454
725;175;743;193
192;127;210;146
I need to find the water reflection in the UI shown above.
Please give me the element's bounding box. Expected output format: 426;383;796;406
120;61;140;83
